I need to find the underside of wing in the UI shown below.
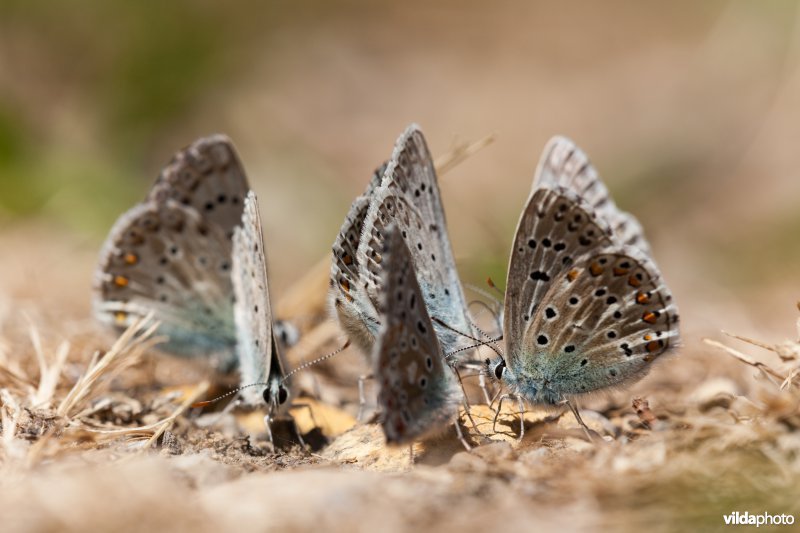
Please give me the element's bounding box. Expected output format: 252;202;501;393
232;191;279;406
374;226;460;444
329;164;386;353
149;134;250;241
522;247;679;396
359;125;473;354
93;201;236;358
503;188;615;361
534;136;652;254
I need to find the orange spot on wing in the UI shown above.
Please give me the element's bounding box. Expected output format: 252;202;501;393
628;275;642;288
124;253;138;265
642;312;657;324
613;267;629;276
644;334;652;341
113;275;129;288
636;291;650;305
567;269;579;282
589;262;604;276
340;279;350;292
646;340;663;353
114;311;127;324
343;254;353;266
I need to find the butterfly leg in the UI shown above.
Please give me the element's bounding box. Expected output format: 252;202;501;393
290;402;320;434
356;373;373;422
263;414;275;451
492;394;511;433
291;418;308;450
450;364;482;436
517;396;525;442
564;400;595;442
478;373;493;405
453;417;472;451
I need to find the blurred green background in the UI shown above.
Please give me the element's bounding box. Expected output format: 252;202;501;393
1;0;799;337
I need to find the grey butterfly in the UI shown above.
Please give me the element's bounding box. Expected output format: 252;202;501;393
231;191;293;418
488;137;679;429
93;135;296;368
357;124;475;359
374;225;466;447
329;162;386;355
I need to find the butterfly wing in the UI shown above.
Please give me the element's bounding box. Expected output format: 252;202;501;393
374;226;460;444
329;163;386;353
359;125;473;356
231;191;289;406
534;136;651;254
93;135;250;362
522;246;679;397
148;134;250;240
93;200;237;358
503;187;615;365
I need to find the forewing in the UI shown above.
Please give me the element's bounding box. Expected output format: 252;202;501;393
374;227;460;445
93;200;236;357
359;125;473;354
149;134;250;240
524;247;679;395
503;188;614;361
534;136;651;253
231;191;282;405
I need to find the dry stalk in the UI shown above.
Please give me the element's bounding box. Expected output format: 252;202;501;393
57;313;164;419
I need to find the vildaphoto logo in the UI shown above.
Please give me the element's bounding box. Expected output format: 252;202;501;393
723;512;795;527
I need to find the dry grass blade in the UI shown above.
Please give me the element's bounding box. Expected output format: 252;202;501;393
722;330;800;362
33;340;70;409
137;381;209;452
434;133;495;176
74;382;208;450
703;338;785;386
57;313;164;419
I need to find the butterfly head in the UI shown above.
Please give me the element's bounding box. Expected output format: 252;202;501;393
486;356;564;406
263;377;291;417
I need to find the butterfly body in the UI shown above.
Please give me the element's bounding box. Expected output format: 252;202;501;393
490;137;679;408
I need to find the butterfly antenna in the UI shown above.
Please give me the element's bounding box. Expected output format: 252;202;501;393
192;382;269;408
433;316;504;358
281;339;351;382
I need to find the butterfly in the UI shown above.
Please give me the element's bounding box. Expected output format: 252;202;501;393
330;124;476;361
93;135;296;369
487;136;679;433
373;225;468;448
230;191;293;420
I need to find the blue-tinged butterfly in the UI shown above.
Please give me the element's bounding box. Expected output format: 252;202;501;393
93;135;297;369
330;124;476;360
487;136;679;437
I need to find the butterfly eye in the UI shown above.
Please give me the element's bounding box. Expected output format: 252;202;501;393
494;360;506;380
277;385;289;405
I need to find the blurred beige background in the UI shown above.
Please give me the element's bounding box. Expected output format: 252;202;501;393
1;0;798;347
